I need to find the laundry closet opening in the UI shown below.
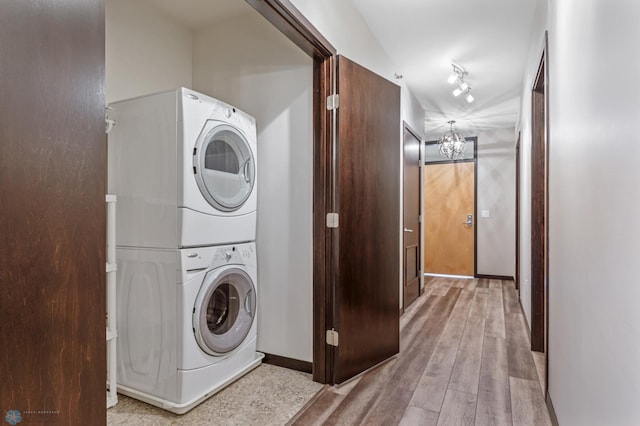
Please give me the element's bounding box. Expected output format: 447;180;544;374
106;0;314;372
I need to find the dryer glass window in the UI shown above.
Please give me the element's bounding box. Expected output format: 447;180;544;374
194;267;256;355
205;140;240;174
194;123;255;212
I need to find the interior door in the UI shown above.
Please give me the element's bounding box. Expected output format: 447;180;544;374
402;124;421;309
424;162;475;276
332;55;400;384
0;1;106;424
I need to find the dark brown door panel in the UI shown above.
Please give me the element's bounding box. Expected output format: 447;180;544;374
333;55;400;384
0;1;106;424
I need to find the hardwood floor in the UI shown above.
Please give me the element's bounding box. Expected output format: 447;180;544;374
290;278;551;426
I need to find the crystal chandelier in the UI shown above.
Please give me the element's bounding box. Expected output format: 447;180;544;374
438;120;466;160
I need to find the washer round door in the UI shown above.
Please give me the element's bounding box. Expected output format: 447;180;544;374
193;267;256;356
193;122;255;212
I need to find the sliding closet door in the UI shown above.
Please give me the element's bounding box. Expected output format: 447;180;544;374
0;1;106;425
332;55;401;384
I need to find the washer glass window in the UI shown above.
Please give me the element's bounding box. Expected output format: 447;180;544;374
194;123;255;212
194;267;256;355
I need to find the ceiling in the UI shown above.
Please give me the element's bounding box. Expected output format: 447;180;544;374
140;0;539;138
350;0;540;138
140;0;251;30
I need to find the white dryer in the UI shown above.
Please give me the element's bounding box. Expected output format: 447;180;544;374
108;88;257;249
115;242;262;414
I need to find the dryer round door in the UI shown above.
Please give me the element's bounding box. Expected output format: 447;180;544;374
193;267;256;356
193;122;255;212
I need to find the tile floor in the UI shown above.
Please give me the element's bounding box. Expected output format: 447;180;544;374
107;363;323;425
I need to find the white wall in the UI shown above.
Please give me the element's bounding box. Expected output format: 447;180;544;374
547;0;640;423
192;12;314;362
105;0;192;103
518;0;640;424
516;0;548;326
290;0;424;133
476;128;516;277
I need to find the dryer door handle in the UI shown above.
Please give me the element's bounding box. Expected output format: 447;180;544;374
243;159;251;183
245;289;253;316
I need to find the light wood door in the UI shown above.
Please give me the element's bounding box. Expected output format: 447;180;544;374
333;55;400;384
424;162;475;276
403;124;421;309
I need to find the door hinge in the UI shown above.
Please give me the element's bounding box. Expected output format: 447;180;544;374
418;215;422;224
327;94;340;111
326;212;339;228
326;329;339;347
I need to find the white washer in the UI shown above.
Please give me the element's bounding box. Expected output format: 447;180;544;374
108;88;257;249
115;242;262;414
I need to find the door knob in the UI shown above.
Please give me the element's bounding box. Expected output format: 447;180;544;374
463;214;473;227
404;228;414;233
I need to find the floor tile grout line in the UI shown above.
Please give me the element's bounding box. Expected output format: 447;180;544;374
472;280;486;425
475;280;496;425
437;279;479;422
503;280;517;426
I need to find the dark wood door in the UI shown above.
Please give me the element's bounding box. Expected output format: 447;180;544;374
402;123;421;309
333;55;400;384
0;1;106;425
531;49;548;354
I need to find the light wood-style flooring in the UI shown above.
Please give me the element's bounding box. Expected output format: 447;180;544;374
290;278;551;426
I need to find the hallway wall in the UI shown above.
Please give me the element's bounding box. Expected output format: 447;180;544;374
476;127;516;277
289;0;424;132
547;0;640;423
519;0;640;424
516;0;547;328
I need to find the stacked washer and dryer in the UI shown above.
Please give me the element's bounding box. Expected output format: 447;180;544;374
107;88;262;414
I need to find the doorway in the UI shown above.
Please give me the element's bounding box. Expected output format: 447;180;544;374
515;133;521;290
530;32;549;388
423;137;477;277
108;0;402;386
106;0;334;382
531;40;547;354
403;122;422;309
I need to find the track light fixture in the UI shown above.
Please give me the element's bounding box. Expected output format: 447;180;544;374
447;63;475;103
447;64;466;84
464;90;474;103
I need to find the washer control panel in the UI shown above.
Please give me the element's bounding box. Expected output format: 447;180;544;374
181;242;256;271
